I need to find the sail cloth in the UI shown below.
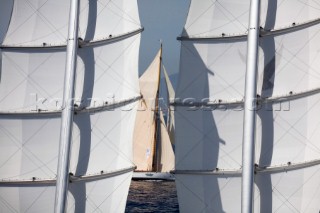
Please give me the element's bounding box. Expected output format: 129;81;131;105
175;0;320;212
0;0;142;212
163;65;175;145
158;111;175;172
133;49;161;171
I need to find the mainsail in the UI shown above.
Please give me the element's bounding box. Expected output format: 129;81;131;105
133;48;175;174
0;0;142;212
174;0;320;212
133;49;161;172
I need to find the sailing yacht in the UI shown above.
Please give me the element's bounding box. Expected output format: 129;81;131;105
132;48;175;181
0;0;142;212
174;0;320;212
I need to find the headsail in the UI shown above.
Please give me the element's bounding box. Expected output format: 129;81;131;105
158;110;175;173
175;0;320;212
163;65;175;145
133;49;162;172
0;0;142;212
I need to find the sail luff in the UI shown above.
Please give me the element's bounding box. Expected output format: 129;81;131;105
133;49;162;171
152;45;162;171
241;0;260;212
54;0;80;212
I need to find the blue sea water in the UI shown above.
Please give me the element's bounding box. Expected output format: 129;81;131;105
125;181;179;212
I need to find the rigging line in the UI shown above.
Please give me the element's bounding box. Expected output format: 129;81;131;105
0;125;50;178
273;167;320;213
0;195;19;213
179;41;244;98
260;92;320;157
297;0;320;10
108;0;141;26
174;176;209;210
25;0;66;41
273;30;320;82
173;109;241;168
78;108;137;166
94;35;140;93
184;0;216;32
302;177;320;212
94;112;137;166
4;0;51;39
276;112;320;155
1;52;59;100
214;0;248;28
191;10;249;38
24;187;50;213
0;124;57;177
204;43;248;98
92;172;132;212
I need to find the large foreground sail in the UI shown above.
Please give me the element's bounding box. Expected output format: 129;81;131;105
174;0;320;212
0;0;142;212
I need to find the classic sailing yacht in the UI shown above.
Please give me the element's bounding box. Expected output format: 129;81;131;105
132;47;175;181
174;0;320;212
0;0;142;212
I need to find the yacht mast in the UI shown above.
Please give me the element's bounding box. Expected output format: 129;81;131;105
241;0;260;212
54;0;80;212
152;43;163;172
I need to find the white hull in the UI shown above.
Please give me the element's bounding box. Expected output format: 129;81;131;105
132;172;175;181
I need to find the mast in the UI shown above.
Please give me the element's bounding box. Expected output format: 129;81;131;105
54;0;79;212
152;43;163;172
241;0;260;212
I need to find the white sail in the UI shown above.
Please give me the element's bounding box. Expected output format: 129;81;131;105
0;0;141;212
175;0;320;212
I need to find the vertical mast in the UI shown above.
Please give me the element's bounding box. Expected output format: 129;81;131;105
54;0;79;212
241;0;260;212
152;43;163;171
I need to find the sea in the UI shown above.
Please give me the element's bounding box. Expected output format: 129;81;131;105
125;180;179;212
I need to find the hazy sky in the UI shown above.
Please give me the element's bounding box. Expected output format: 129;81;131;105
138;0;190;88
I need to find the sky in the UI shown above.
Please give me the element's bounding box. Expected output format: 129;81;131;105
137;0;190;90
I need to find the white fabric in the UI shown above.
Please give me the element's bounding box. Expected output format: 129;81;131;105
3;0;70;46
177;40;247;101
0;115;61;179
0;172;133;213
79;0;141;41
70;103;138;176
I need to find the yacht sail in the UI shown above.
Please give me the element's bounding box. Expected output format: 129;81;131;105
0;0;142;212
174;0;320;212
132;48;175;180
